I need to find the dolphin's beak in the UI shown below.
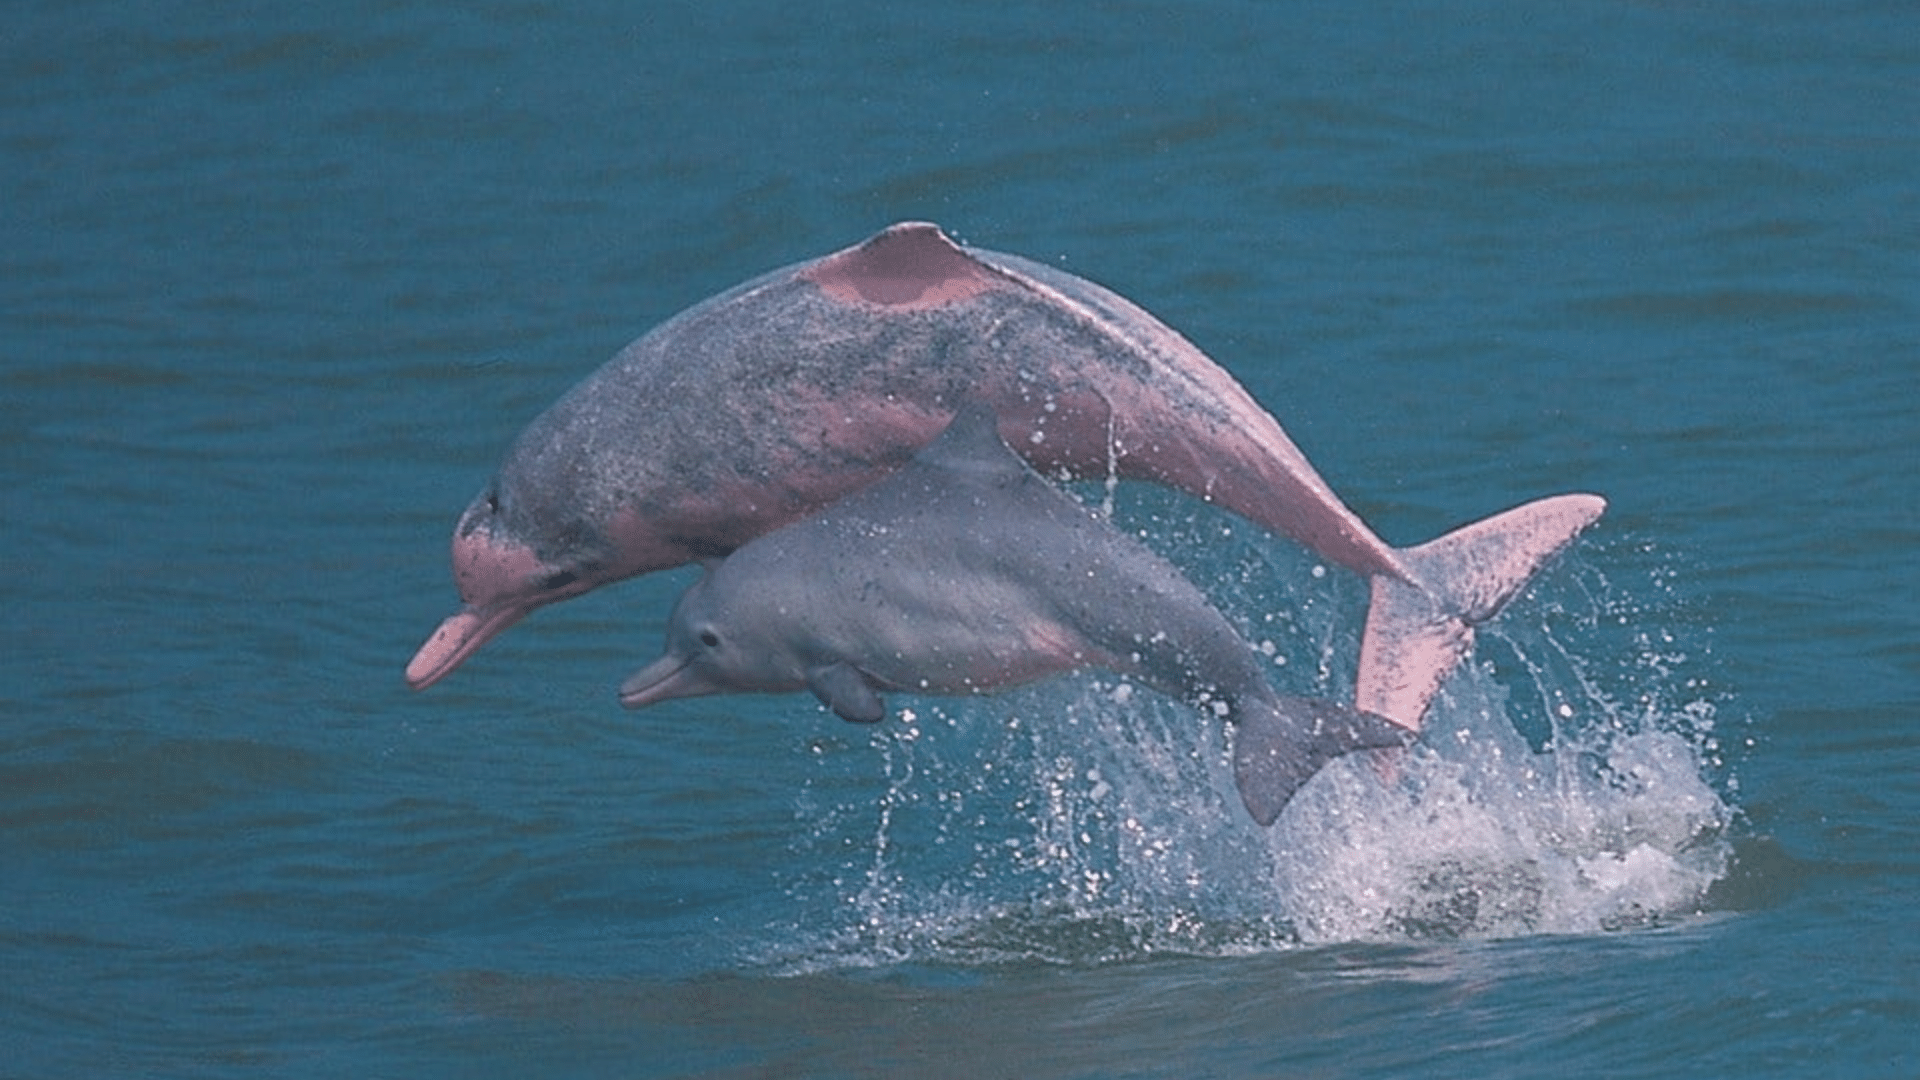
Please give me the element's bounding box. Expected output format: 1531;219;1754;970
407;497;578;691
619;654;715;710
405;602;533;690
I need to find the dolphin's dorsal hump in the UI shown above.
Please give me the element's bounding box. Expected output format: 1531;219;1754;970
802;222;1004;308
914;402;1030;481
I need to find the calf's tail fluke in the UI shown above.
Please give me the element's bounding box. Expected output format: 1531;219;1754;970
1356;493;1607;732
1231;695;1412;826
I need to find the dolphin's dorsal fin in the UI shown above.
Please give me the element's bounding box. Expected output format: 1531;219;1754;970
806;662;887;723
914;402;1028;480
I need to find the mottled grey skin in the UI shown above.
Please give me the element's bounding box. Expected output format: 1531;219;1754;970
619;407;1409;826
412;222;1411;688
411;222;1605;728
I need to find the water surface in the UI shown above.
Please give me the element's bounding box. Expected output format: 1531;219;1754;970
4;2;1915;1076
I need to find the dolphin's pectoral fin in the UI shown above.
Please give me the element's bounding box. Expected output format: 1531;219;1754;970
807;663;888;723
1230;695;1411;826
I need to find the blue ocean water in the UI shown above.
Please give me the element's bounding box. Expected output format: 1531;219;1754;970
4;1;1915;1077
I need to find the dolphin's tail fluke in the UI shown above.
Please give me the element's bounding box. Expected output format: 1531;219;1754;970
1355;493;1606;732
1231;695;1411;826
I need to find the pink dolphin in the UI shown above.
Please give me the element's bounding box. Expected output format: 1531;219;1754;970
408;222;1603;727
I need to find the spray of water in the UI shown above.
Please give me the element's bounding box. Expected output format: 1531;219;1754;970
754;500;1738;972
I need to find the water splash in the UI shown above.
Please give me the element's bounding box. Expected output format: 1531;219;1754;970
1267;670;1731;944
753;514;1739;972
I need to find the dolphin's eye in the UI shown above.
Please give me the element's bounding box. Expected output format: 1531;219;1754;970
698;629;721;649
485;488;501;514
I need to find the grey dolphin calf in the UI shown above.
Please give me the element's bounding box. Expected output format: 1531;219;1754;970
411;222;1604;730
619;406;1411;826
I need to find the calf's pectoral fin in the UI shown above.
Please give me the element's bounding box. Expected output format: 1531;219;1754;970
1230;695;1411;826
806;662;888;723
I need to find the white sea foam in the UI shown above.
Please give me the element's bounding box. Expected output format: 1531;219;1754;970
1265;668;1731;944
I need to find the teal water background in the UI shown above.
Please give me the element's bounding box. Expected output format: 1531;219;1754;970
4;2;1916;1076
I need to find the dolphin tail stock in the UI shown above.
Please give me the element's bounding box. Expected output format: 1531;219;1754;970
1231;694;1412;826
1355;493;1607;733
